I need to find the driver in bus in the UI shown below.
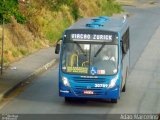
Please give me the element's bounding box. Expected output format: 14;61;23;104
102;48;116;62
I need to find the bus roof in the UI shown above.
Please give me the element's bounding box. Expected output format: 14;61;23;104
66;16;129;34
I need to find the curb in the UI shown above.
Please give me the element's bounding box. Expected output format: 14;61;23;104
0;59;56;101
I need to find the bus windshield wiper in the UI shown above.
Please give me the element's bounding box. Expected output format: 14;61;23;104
94;44;105;57
74;42;86;56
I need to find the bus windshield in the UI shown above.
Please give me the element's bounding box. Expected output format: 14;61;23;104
62;42;118;75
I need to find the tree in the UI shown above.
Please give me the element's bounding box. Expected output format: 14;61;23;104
0;0;26;24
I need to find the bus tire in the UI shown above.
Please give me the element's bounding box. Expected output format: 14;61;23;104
122;69;128;92
65;97;73;103
122;83;126;92
111;99;118;103
121;76;126;92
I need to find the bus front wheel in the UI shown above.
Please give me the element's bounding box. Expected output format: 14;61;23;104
122;83;126;92
65;97;73;102
111;99;118;103
65;97;87;103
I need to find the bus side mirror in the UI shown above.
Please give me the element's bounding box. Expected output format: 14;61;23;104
55;38;62;54
55;43;60;54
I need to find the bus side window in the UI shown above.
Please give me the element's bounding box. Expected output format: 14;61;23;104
121;28;129;58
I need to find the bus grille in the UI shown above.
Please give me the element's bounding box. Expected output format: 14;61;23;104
72;77;106;83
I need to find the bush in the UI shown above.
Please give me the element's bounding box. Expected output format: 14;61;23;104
14;12;27;24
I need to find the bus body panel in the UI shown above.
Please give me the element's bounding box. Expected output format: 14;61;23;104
57;16;130;101
59;73;121;99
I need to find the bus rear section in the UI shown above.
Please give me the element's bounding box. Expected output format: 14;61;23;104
55;16;130;103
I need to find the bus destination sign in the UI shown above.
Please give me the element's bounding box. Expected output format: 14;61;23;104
70;34;113;42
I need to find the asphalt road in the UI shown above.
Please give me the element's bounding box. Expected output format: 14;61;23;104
0;1;160;119
126;1;160;69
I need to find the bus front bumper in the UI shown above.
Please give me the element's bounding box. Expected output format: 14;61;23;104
59;86;120;99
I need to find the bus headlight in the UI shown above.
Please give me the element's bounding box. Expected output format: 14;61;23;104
108;75;118;89
62;77;70;87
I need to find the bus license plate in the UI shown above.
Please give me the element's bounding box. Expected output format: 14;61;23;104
83;90;94;95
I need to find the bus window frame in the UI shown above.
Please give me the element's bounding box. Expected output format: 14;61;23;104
61;42;119;76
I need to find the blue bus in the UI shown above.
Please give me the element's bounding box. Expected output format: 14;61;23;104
55;16;130;103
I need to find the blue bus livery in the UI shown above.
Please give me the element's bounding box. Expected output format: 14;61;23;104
55;16;130;103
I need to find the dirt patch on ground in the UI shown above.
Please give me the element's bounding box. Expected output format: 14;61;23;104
116;0;136;6
117;0;160;8
136;1;160;9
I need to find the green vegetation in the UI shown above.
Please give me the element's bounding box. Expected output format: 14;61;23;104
26;0;123;42
0;0;123;65
101;0;123;15
0;0;26;24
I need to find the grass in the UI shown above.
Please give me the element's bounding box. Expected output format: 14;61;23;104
0;19;48;66
101;0;124;15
